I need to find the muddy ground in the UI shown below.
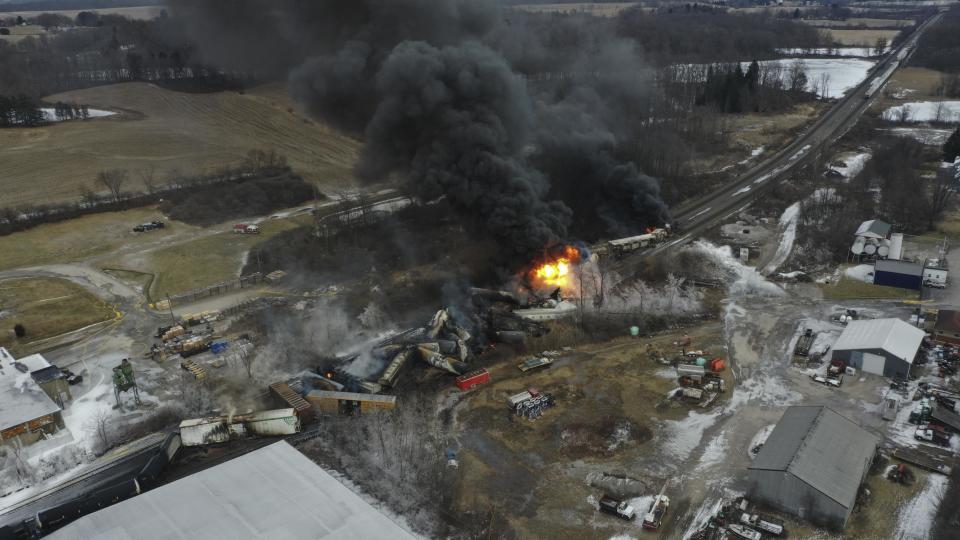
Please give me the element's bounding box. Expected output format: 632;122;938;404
442;280;953;539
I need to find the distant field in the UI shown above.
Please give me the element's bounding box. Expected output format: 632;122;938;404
0;276;116;353
0;82;361;207
826;28;901;46
0;24;46;42
510;2;640;16
803;17;913;28
885;67;945;100
0;5;162;20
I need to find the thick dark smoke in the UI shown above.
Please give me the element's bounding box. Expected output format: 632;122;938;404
169;0;671;260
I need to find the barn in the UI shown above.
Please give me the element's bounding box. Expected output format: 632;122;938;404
873;259;923;290
748;406;879;529
830;318;924;379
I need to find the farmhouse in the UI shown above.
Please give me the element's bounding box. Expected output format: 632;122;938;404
0;348;65;447
50;441;418;539
748;406;879;529
830;318;923;378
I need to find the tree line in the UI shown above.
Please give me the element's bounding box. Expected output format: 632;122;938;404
910;8;960;73
0;150;293;237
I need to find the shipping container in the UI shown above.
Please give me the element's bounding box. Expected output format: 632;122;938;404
306;390;397;414
456;369;491;391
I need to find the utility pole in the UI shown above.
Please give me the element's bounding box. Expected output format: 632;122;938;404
166;293;175;324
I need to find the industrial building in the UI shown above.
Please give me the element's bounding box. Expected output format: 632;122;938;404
934;309;960;345
748;406;879;529
50;441;418;539
830;318;923;378
16;352;71;407
0;348;65;447
306;390;397;414
923;257;949;287
855;219;891;240
872;259;923;290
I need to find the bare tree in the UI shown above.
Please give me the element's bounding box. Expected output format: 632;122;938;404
79;183;99;206
96;169;128;202
85;409;112;451
896;105;912;123
874;37;888;56
137;165;157;194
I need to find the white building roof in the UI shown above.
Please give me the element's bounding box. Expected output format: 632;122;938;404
831;318;924;364
0;352;62;432
50;441;419;540
16;353;52;373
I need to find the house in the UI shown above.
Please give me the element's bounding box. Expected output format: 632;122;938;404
855;219;891;240
873;259;923;290
748;406;879;529
50;441;418;539
830;318;924;378
0;348;65;447
923;258;949;287
934;309;960;345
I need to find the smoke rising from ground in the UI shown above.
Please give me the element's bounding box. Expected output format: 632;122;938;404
171;0;672;259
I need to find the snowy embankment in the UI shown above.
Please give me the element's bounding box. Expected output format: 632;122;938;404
829;152;871;180
880;127;955;146
882;101;960;123
690;241;785;297
763;202;801;275
39;108;116;123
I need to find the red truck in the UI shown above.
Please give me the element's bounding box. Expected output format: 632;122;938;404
455;369;490;391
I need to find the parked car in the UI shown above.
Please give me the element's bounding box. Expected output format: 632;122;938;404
133;220;165;232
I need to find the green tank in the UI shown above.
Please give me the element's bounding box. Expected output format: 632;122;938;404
120;358;135;385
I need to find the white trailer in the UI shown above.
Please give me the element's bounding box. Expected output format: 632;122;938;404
179;408;300;446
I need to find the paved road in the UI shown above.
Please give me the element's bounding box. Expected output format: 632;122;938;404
626;12;943;264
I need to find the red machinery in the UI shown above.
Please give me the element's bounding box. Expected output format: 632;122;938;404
455;368;491;391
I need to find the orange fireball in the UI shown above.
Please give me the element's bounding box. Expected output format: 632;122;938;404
529;245;581;290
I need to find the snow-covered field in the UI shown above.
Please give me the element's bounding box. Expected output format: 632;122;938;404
882;101;960;123
660;410;722;461
745;58;875;99
880;127;955;146
39;108;116;123
777;47;885;58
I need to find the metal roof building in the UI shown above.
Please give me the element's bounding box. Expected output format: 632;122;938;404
873;259;923;290
854;219;891;240
830;318;924;379
749;406;879;529
0;348;64;447
51;441;419;539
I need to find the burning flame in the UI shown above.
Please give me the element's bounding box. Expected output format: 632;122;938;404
530;245;582;290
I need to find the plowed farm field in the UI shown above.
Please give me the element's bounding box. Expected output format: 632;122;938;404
0;82;360;206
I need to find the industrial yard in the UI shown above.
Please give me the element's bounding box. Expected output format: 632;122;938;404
2;1;960;540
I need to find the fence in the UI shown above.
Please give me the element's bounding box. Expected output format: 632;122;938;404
161;273;263;308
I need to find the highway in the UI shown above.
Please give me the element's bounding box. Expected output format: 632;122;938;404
636;11;943;261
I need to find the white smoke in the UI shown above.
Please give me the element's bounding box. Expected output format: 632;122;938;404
687;240;784;297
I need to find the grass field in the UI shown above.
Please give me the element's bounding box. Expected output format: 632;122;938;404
803;17;913;28
821;274;919;300
0;82;361;207
0;277;116;353
0;24;46;42
886;67;947;100
0;207;198;272
103;213;312;299
826;28;901;47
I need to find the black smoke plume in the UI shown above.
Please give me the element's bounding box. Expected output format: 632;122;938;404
169;0;671;260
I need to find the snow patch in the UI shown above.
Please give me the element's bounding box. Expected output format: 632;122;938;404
880;127;955;146
763;202;801;275
728;374;804;411
747;58;876;98
777;47;884;58
829;152;871;179
844;264;874;283
39;107;115;123
892;473;948;540
748;424;776;459
696;430;729;472
660;410;721;461
690;241;784;297
882;101;960;123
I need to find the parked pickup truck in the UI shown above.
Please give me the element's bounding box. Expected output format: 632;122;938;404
915;426;952;446
598;495;635;521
